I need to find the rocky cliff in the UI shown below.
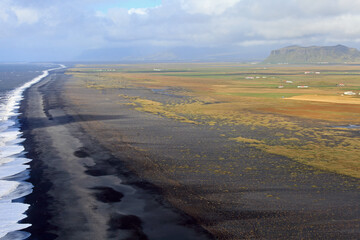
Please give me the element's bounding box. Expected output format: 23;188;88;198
264;45;360;64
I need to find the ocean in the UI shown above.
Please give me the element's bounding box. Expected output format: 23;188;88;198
0;63;65;240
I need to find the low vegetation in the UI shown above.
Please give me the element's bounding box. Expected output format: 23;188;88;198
67;63;360;178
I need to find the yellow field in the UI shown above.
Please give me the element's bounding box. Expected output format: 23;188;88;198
288;94;360;104
67;63;360;178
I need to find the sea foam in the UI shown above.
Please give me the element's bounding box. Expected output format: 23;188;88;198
0;64;65;240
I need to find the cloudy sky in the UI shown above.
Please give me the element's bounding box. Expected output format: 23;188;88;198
1;0;360;61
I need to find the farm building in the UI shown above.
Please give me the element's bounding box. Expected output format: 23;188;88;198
344;91;356;96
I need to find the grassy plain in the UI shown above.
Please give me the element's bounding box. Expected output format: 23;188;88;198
68;63;360;178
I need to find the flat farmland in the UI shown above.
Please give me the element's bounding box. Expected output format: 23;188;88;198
68;63;360;178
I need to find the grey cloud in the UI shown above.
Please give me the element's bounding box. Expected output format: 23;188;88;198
1;0;360;61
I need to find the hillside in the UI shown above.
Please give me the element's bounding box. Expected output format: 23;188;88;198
263;45;360;64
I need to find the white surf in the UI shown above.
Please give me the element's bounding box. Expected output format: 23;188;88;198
0;64;66;240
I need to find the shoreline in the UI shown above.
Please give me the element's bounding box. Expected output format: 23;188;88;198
20;76;57;239
0;65;62;240
20;71;212;239
19;68;360;239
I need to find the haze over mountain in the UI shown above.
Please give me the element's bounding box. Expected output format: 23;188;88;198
264;45;360;64
3;1;360;61
77;46;265;62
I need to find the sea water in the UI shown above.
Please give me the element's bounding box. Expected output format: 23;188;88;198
0;63;65;240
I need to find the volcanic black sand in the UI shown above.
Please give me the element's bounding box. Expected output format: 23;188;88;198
20;71;212;240
20;70;360;239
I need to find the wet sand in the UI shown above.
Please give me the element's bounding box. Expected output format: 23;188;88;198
21;70;360;239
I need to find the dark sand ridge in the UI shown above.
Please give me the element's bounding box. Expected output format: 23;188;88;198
20;72;212;240
62;71;360;239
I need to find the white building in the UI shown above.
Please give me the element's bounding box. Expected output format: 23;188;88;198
344;91;356;96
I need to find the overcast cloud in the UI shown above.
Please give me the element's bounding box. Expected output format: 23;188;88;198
1;0;360;61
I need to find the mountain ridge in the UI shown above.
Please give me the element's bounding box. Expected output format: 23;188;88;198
263;45;360;64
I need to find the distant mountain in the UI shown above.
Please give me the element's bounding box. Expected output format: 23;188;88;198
77;46;264;62
263;45;360;64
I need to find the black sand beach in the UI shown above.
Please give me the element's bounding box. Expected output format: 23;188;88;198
20;71;212;240
20;70;360;239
